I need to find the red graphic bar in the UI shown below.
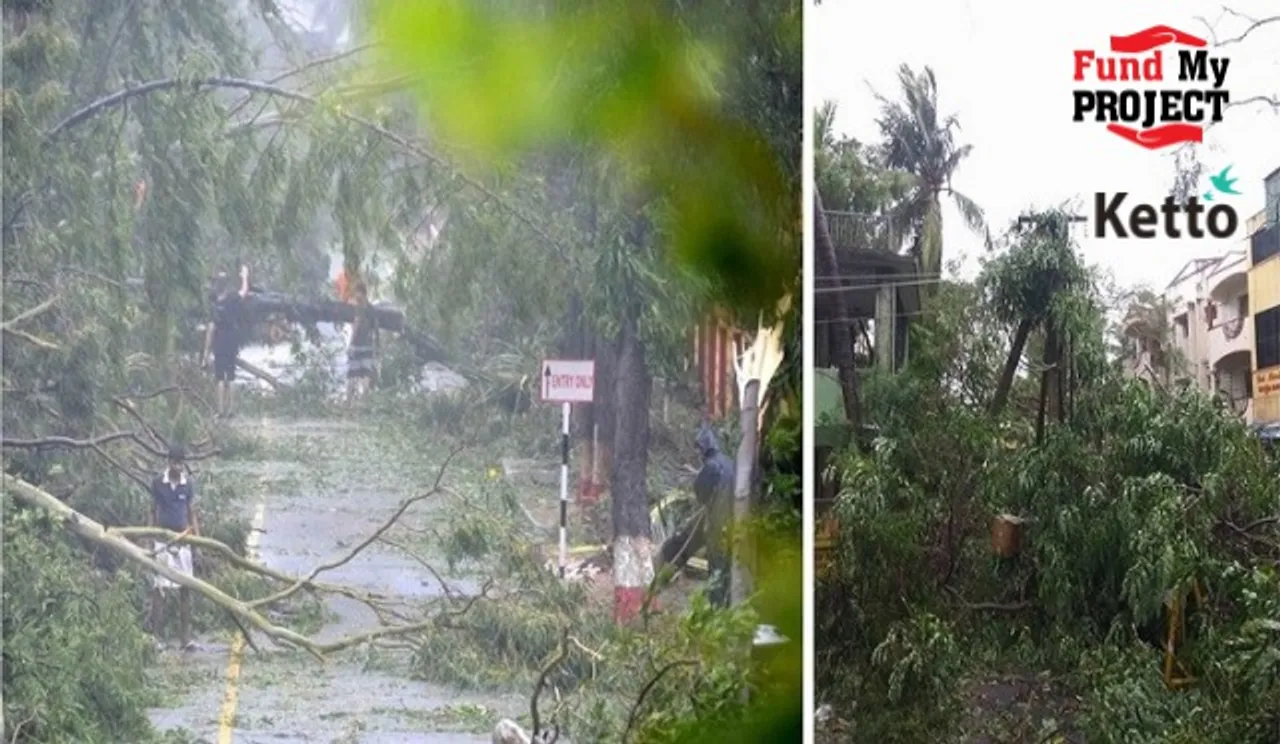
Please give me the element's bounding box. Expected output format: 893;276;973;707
1110;25;1207;53
1106;123;1204;149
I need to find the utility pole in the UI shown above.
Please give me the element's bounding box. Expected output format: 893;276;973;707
1015;212;1087;241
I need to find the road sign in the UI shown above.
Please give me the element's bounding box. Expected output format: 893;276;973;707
541;359;595;404
541;358;594;580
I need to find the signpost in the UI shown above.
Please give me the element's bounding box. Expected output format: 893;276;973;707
540;359;595;578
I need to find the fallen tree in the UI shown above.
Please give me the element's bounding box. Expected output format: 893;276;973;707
1;445;492;659
193;290;451;365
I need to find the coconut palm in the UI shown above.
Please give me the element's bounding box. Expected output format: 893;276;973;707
873;64;986;289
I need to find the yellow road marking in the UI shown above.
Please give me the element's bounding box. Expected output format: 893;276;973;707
216;500;265;744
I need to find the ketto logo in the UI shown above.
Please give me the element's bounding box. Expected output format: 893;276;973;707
1072;25;1231;150
1093;165;1242;240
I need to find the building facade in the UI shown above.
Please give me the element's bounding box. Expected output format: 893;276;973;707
1140;247;1255;420
1250;167;1280;424
1128;167;1280;426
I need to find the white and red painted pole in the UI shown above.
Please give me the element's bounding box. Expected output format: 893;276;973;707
559;400;570;579
541;358;595;580
613;535;655;623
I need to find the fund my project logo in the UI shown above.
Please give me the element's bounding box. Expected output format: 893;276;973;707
1093;166;1242;239
1072;25;1232;150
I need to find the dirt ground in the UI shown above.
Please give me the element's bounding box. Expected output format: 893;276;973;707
147;416;528;743
815;672;1086;744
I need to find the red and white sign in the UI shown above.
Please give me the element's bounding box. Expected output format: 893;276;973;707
541;359;595;404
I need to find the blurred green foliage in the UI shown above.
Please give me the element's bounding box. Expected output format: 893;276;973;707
2;503;158;743
369;3;802;739
369;0;797;317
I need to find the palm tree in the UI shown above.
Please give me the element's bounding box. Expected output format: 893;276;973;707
873;64;986;290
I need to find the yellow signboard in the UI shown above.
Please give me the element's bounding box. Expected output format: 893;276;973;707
1255;367;1280;423
1258;367;1280;395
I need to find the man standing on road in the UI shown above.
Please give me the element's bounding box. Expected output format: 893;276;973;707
694;421;735;607
149;445;200;651
345;281;378;403
202;264;250;418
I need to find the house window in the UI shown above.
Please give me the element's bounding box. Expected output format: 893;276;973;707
1218;366;1248;402
1257;306;1280;370
1175;313;1189;339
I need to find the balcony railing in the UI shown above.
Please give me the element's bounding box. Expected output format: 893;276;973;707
1253;221;1280;266
822;210;903;253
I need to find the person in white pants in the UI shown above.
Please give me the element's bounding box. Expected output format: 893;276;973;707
149;445;201;651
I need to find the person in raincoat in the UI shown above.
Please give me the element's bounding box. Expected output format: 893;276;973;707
658;420;735;607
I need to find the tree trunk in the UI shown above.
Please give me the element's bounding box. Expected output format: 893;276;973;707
1036;315;1059;445
1066;335;1076;423
813;191;860;427
917;195;943;301
586;330;616;501
1057;330;1068;424
731;378;761;606
1035;347;1050;445
991;316;1034;415
611;313;653;624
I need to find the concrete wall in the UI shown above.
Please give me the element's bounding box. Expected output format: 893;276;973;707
1166;272;1211;390
1250;256;1280;315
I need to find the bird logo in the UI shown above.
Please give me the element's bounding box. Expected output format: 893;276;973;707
1203;165;1242;201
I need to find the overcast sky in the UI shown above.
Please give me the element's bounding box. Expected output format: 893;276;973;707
810;0;1280;292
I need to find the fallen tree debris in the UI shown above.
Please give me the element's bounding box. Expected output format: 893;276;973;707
2;444;490;660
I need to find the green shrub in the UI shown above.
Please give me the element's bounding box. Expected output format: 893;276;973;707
2;501;158;744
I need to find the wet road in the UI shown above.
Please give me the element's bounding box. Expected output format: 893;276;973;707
147;416;523;743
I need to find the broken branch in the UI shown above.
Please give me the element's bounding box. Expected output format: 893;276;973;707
249;444;463;608
1;295;58;330
622;658;701;744
235;358;282;390
531;627;571;742
45;76;567;258
107;525;399;612
5;475;489;658
0;430;216;460
1;326;60;350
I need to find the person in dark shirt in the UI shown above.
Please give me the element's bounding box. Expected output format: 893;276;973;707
692;421;735;607
345;281;378;404
657;421;736;607
149;445;201;651
202;265;250;418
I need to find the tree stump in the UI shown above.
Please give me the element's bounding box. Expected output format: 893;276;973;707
990;514;1026;558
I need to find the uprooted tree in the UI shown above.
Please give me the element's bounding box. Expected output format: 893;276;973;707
816;208;1280;743
3;451;491;659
